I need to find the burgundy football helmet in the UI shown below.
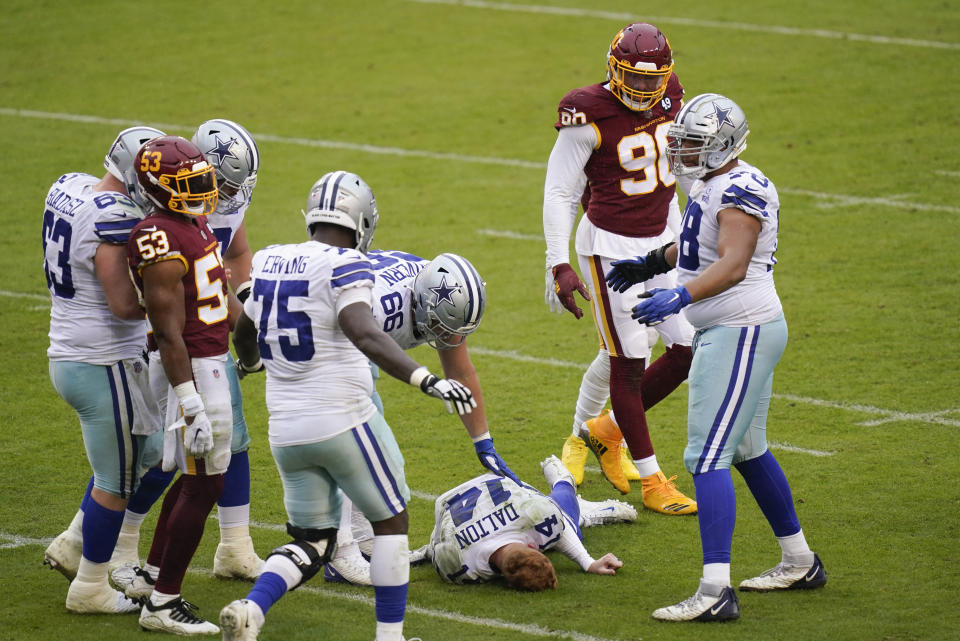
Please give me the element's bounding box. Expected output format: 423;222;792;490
135;136;218;216
606;23;674;112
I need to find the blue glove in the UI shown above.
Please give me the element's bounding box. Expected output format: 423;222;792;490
632;286;692;326
474;437;522;484
605;243;675;293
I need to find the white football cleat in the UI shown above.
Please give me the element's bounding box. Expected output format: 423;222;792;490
220;599;263;641
739;554;827;591
541;455;576;488
213;536;264;580
44;530;82;581
65;579;141;614
323;543;371;586
652;579;740;622
139;596;220;635
577;495;638;528
120;566;156;601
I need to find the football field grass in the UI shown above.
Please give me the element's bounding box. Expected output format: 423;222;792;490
1;1;958;640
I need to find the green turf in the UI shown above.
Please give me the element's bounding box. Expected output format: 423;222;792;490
2;1;959;640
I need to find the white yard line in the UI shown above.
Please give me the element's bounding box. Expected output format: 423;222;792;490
6;534;624;641
3;107;955;214
407;0;960;50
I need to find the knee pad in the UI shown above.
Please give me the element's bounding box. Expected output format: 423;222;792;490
267;523;338;589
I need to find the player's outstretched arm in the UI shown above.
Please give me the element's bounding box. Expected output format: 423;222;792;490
339;302;475;415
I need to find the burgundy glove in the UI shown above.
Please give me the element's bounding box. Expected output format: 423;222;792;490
552;263;591;319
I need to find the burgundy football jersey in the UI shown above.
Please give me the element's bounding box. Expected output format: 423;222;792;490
128;212;230;358
555;76;683;238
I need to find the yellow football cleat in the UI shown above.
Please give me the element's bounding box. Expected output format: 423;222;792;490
619;442;642;481
560;434;588;485
640;470;697;515
585;413;630;494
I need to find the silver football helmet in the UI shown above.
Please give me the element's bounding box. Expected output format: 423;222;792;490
412;253;486;350
666;93;749;179
303;171;379;253
104;126;165;208
191;119;259;215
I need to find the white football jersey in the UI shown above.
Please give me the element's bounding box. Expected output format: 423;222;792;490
206;199;249;255
367;249;429;350
43;173;147;364
244;241;378;445
430;474;574;584
677;161;783;329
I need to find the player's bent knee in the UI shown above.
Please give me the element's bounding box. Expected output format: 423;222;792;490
267;523;338;589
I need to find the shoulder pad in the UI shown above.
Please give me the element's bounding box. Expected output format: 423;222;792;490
555;84;623;129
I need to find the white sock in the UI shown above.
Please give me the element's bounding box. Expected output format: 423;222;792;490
66;509;84;539
633;454;660;478
75;557;109;585
218;504;251;532
375;621;404;641
370;535;409;586
777;530;814;566
143;563;160;581
572;350;610;437
338;496;356;546
149;590;178;606
702;563;731;587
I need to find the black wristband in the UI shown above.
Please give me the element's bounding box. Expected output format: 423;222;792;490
646;242;676;275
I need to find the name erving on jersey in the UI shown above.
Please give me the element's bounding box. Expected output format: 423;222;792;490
261;254;309;275
455;502;521;550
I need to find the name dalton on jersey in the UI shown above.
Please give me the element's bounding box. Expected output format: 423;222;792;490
454;502;522;551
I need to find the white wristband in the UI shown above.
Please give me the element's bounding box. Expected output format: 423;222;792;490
408;366;431;388
173;381;204;416
239;357;263;372
471;431;491;444
235;280;253;303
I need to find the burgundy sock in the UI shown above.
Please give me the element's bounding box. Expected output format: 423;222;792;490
146;475;183;568
154;474;224;595
640;344;692;410
609;356;653;458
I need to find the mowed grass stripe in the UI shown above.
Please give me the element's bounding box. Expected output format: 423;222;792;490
3;107;956;214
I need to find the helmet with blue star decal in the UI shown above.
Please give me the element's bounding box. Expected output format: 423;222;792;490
192;119;259;215
412;253;486;350
666;93;749;179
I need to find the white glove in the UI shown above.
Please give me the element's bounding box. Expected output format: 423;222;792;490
184;411;214;457
420;375;477;415
545;266;564;314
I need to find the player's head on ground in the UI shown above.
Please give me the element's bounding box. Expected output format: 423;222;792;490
302;171;379;252
606;22;673;112
497;543;558;591
666;93;750;180
411;253;486;350
192;119;259;215
135;135;218;217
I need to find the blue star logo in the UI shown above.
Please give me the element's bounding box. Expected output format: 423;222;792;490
430;276;459;305
711;103;734;129
206;135;238;165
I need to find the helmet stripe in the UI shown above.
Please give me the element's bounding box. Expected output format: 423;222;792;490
442;253;482;326
324;171;348;211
